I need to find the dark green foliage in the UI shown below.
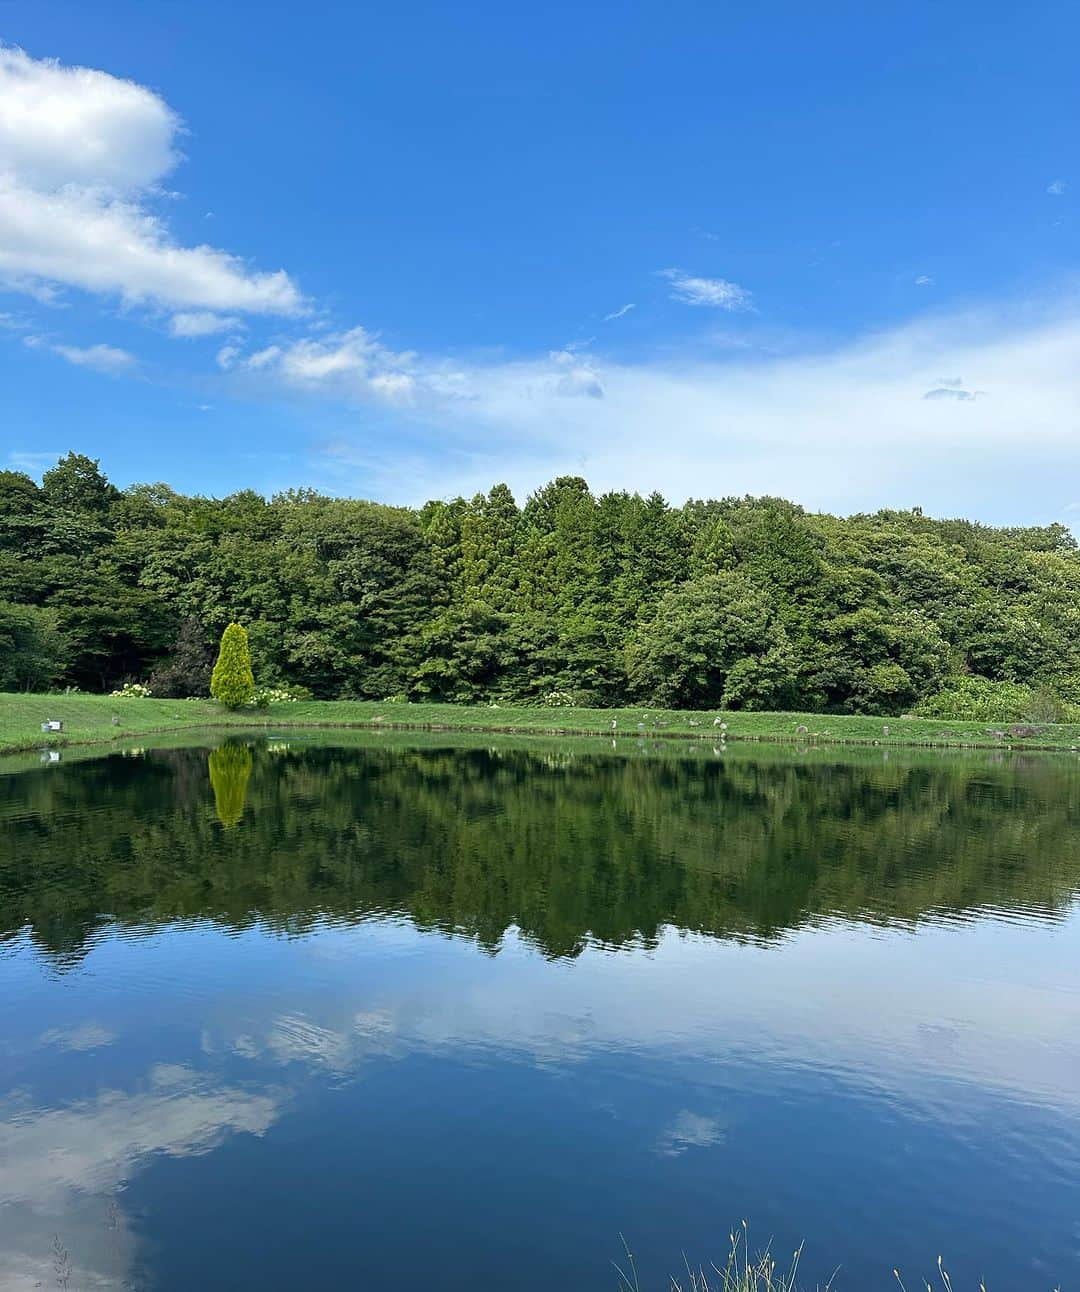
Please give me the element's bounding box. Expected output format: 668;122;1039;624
210;623;255;708
41;453;119;514
626;572;795;709
0;602;68;692
6;453;1080;714
148;617;214;698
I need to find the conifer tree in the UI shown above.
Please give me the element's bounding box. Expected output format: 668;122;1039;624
210;622;255;708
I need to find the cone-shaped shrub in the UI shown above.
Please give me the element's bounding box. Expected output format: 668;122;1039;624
210;622;255;708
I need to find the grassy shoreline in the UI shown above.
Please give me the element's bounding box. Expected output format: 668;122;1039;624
4;691;1080;757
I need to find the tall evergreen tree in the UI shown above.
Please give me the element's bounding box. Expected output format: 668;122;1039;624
211;623;255;708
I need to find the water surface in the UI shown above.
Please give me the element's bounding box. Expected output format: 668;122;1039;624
2;736;1079;1289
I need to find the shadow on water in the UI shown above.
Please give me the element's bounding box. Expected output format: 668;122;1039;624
2;735;1079;966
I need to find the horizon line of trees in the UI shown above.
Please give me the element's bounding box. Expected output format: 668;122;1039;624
2;451;1079;718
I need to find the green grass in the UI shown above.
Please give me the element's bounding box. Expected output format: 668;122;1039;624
4;691;1080;757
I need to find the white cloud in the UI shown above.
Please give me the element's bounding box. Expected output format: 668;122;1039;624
914;274;935;286
169;310;242;337
228;326;422;402
661;267;753;310
25;335;137;374
216;342;242;370
1047;179;1067;196
271;297;1080;519
548;348;603;398
231;329;609;407
0;46;178;192
0;46;304;315
54;342;138;373
604;302;636;321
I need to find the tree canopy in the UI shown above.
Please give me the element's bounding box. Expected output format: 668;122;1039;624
3;452;1079;716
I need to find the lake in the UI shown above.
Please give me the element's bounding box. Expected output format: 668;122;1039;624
1;734;1078;1289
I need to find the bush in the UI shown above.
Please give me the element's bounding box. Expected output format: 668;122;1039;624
1022;687;1073;724
147;618;214;699
253;686;301;708
110;681;153;698
542;689;577;707
210;623;255;709
914;675;1080;724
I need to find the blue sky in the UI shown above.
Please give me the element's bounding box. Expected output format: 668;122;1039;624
0;0;1076;519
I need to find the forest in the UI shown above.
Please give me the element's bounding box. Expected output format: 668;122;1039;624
2;451;1078;719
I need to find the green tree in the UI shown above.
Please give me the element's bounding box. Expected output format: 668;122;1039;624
0;602;69;691
41;452;120;516
211;622;255;707
626;571;794;709
148;617;214;698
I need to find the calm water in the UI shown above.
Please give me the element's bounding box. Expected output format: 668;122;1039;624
2;735;1079;1290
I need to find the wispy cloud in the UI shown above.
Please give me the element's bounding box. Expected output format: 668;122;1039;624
914;274;935;286
25;334;138;374
251;298;1080;518
921;375;984;401
603;302;636;321
169;311;242;338
0;47;304;315
224;326;609;408
7;450;62;473
660;267;753;310
1047;179;1067;196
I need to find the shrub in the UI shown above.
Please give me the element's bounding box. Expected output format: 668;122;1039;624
253;686;301;708
1023;687;1073;724
210;623;255;709
914;675;1079;724
542;689;577;707
148;618;214;699
110;681;153;698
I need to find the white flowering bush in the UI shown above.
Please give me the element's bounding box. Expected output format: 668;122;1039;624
253;686;301;708
110;682;153;698
542;690;576;708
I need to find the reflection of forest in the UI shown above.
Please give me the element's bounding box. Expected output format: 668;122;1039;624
2;740;1079;963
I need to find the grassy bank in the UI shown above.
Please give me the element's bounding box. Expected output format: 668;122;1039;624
4;691;1080;757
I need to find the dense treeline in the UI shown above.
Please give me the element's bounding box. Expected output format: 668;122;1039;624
3;741;1079;963
3;452;1079;716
